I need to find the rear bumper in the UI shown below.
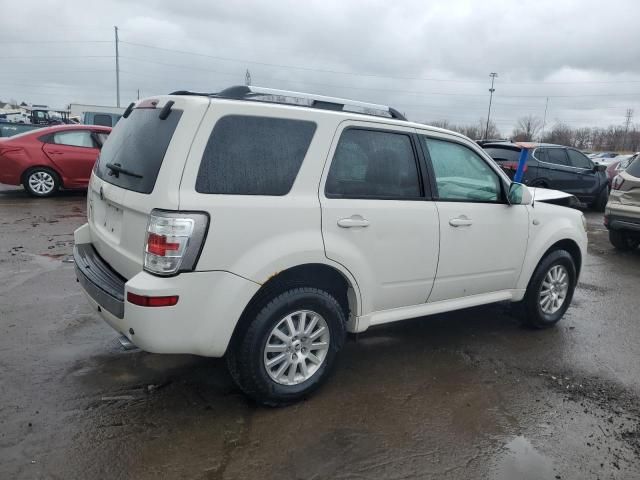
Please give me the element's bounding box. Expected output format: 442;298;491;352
605;214;640;232
73;238;261;357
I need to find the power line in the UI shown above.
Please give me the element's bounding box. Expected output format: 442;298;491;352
119;40;640;86
0;55;114;59
0;40;111;44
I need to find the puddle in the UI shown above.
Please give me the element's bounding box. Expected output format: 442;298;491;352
492;436;555;480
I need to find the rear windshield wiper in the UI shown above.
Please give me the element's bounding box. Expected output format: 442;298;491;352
106;162;143;179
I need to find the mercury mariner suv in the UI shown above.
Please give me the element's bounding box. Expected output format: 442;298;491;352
74;86;588;405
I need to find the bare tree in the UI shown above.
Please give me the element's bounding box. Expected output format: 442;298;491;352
512;115;543;142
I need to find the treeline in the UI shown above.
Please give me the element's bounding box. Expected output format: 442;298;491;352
427;115;640;152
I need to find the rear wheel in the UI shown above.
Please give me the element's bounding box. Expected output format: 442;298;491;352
227;287;346;406
23;168;60;197
521;250;576;328
609;230;640;251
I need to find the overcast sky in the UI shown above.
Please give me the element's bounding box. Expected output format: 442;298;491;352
2;0;640;134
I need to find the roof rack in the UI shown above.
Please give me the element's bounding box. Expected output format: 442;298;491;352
170;85;407;121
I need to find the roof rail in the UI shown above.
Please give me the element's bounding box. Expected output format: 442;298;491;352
170;85;407;121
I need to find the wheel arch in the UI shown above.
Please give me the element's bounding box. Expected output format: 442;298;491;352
228;263;360;352
541;238;582;279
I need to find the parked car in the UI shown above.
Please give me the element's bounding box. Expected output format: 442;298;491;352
73;86;587;405
606;153;637;187
605;155;640;250
0;124;111;197
591;152;619;162
482;141;609;210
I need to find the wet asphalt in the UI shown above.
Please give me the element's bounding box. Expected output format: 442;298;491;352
0;184;639;480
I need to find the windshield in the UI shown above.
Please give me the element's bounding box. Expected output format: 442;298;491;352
626;155;640;178
95;108;182;194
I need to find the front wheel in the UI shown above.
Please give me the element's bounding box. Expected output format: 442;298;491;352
521;250;576;328
227;287;346;406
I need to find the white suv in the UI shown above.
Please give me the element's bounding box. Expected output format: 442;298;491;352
74;86;587;405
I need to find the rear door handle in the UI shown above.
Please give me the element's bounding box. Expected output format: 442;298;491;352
337;215;369;228
449;216;472;227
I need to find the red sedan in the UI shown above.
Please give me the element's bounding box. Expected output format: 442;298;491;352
0;124;111;197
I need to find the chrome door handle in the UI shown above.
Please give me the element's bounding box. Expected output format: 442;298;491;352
337;215;369;228
449;216;472;227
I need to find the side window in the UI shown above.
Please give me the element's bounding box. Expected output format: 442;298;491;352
546;148;569;166
567;149;592;169
196;115;316;195
534;148;548;163
422;137;501;202
52;130;95;148
325;129;421;199
93;114;113;127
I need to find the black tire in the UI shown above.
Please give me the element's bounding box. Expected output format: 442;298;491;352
521;250;576;329
591;187;608;212
226;287;346;406
23;167;60;197
609;230;640;251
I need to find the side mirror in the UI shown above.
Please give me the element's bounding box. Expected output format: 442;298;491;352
507;182;532;205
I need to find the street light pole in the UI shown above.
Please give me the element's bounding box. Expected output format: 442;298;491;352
484;72;498;140
114;26;120;108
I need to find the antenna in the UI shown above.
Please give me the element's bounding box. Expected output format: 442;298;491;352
245;69;252;86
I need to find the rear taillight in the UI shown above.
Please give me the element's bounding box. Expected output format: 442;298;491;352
143;209;209;276
612;175;625;190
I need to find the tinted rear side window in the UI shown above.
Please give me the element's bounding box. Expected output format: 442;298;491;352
96;108;182;194
325;129;421;199
545;148;569;166
196;115;316;195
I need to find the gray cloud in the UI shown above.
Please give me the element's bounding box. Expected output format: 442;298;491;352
2;0;640;134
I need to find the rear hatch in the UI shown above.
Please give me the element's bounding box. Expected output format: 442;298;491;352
87;96;210;279
482;145;524;179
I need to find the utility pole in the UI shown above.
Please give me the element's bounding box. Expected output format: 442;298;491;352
245;69;252;86
623;108;633;150
541;97;549;142
484;72;498;140
114;26;120;107
137;89;140;100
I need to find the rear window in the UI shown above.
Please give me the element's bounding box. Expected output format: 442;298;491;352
626;156;640;178
196;115;316;195
95;108;182;194
483;146;522;163
93;114;113;127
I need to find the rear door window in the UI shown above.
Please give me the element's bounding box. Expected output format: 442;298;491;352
53;130;95;148
95;107;183;194
325;128;421;199
545;148;570;166
196;115;316;195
